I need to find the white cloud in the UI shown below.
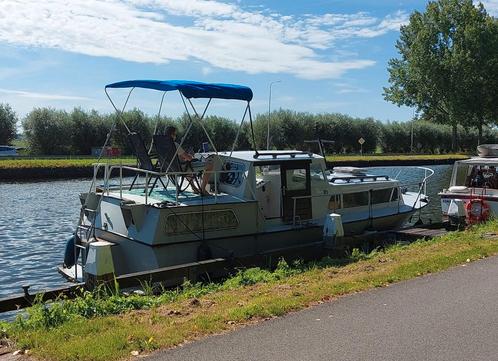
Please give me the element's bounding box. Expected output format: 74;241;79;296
0;88;91;101
481;0;498;15
0;0;407;79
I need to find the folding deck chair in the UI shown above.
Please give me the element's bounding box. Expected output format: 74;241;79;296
151;134;201;194
127;132;167;191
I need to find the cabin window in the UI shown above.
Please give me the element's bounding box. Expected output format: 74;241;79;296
310;163;326;180
371;188;393;204
464;165;498;188
328;194;342;210
342;191;369;208
166;210;238;235
391;187;399;201
285;169;307;191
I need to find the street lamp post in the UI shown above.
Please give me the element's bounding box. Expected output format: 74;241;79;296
267;80;281;150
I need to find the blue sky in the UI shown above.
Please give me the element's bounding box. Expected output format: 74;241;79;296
0;0;496;122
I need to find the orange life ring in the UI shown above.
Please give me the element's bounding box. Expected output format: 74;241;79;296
466;199;490;224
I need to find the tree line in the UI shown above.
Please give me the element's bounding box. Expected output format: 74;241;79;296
3;106;498;156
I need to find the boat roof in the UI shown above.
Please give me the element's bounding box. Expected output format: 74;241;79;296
105;80;253;101
218;150;322;163
457;157;498;165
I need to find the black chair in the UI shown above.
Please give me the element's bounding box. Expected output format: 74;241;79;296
127;132;167;191
152;134;200;193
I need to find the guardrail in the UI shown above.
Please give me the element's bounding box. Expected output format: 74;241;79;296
89;163;249;205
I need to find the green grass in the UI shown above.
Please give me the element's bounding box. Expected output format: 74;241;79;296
2;221;498;360
0;158;136;169
326;153;468;162
0;153;468;170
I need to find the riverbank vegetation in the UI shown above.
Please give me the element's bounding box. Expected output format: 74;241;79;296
0;153;468;170
2;221;498;361
5;107;498;157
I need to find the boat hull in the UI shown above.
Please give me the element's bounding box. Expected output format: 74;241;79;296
89;208;418;277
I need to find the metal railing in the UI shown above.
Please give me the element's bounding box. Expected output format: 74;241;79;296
89;163;249;206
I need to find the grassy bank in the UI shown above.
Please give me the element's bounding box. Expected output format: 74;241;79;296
2;221;498;361
0;158;135;169
326;153;468;162
0;154;467;170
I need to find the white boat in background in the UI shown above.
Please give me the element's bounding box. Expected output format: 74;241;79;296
0;145;17;156
440;145;498;225
58;79;432;285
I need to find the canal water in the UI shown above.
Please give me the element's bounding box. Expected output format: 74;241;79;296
0;165;453;298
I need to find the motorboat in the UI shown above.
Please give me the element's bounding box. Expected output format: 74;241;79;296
59;79;432;285
440;145;498;225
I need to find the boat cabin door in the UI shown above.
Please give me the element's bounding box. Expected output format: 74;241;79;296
281;161;312;222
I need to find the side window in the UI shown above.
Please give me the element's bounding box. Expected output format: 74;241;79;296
371;188;393;204
286;168;307;191
343;192;369;208
328;195;342;210
391;187;399;201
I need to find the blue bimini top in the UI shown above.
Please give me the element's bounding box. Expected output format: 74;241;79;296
105;80;253;102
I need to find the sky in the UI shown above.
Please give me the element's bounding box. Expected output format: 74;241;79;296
0;0;497;123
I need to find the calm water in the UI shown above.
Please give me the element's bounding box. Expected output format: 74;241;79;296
0;165;453;298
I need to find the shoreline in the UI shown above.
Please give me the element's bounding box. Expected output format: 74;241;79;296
0;154;467;181
1;221;497;361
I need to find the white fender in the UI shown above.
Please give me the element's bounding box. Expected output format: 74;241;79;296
323;213;344;248
85;240;115;277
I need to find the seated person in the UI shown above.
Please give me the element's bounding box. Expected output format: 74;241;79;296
472;169;485;188
165;126;214;195
487;166;498;189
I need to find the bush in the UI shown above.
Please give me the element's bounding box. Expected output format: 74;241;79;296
19;106;498;156
23;108;72;155
0;103;17;145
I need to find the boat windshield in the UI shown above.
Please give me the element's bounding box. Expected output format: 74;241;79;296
455;163;498;189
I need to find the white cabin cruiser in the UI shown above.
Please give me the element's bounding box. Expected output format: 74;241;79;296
440;145;498;224
59;79;431;284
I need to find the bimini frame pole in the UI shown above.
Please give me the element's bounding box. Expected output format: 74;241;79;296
104;87;135;134
228;102;250;158
149;91;167;153
163;94;212;174
247;103;259;158
185;96;219;155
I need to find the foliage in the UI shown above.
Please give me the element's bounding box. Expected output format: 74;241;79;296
23;108;72;155
384;0;498;147
14;105;498;156
3;221;498;360
0;103;17;145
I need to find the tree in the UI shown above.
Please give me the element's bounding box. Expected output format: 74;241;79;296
0;103;17;145
384;0;498;149
23;108;72;154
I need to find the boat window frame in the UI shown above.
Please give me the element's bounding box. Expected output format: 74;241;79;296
342;191;370;209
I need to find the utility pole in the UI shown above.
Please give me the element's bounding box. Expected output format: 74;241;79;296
410;109;415;153
267;80;281;150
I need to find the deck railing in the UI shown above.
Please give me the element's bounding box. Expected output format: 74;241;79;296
90;163;249;205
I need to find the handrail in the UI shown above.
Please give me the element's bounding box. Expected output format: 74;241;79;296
410;167;435;210
91;163;249;206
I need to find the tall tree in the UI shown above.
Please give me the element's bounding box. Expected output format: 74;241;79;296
384;0;498;149
0;103;17;145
